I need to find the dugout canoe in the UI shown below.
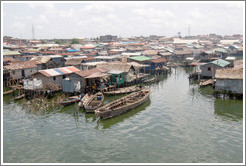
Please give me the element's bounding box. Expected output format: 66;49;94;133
3;89;14;95
13;94;25;100
59;97;81;106
84;92;104;113
95;89;151;119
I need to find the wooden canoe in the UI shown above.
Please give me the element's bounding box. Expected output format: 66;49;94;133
143;77;156;83
14;94;25;100
78;93;90;108
199;79;215;87
84;92;104;113
103;85;142;95
68;95;80;99
59;97;81;106
95;89;151;119
3;89;14;95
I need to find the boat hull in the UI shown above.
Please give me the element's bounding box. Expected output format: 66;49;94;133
59;98;81;106
96;89;150;119
84;93;104;113
3;90;14;95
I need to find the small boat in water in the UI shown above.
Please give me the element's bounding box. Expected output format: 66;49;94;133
14;94;25;100
3;89;14;95
59;97;82;106
84;92;104;113
95;89;151;119
143;77;156;83
103;85;142;95
199;79;215;87
78;93;91;108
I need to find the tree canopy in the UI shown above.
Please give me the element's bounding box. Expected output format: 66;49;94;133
71;38;80;44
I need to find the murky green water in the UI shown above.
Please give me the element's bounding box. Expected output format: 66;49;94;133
3;67;243;163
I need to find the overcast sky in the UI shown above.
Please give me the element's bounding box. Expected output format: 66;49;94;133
2;1;244;39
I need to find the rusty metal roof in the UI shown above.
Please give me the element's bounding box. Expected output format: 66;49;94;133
4;60;38;70
38;66;80;77
215;68;243;79
74;67;108;77
150;58;167;63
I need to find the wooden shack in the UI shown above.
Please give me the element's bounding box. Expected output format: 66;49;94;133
215;68;243;94
32;66;80;88
4;60;39;80
200;59;230;78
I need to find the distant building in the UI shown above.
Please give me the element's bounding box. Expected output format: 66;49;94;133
100;35;117;42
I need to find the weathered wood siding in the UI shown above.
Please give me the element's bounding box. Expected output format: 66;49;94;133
66;73;85;90
34;73;64;86
11;67;38;79
200;64;222;78
215;79;243;94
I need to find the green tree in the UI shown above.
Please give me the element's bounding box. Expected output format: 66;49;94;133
40;40;47;44
71;38;80;44
54;39;62;45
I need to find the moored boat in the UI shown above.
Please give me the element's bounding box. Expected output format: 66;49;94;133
103;85;142;95
59;97;81;106
199;79;215;87
3;89;14;95
143;77;156;83
14;94;25;100
78;93;91;108
95;89;151;119
84;92;104;113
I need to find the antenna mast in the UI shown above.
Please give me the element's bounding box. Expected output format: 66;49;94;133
188;24;190;37
32;24;35;40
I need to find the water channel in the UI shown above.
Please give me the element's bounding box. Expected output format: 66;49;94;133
3;67;243;163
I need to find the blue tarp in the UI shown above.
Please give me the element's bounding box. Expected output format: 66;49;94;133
67;49;79;52
120;42;138;44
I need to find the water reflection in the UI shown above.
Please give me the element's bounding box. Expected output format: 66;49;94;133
96;99;151;129
214;99;243;121
182;66;195;74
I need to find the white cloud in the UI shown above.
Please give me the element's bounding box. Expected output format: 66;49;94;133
224;1;244;9
10;21;26;29
28;3;55;10
3;2;244;38
187;8;204;19
82;4;114;13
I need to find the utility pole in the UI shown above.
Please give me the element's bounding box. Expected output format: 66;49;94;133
188;24;190;37
32;24;35;40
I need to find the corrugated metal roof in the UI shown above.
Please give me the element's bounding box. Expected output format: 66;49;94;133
215;68;243;79
3;57;18;63
85;72;109;79
31;56;51;63
4;60;38;70
107;70;124;74
3;50;21;56
142;50;159;55
210;59;230;67
150;58;167;63
38;66;80;77
95;55;120;59
128;56;152;61
214;48;228;53
97;62;132;72
75;67;108;77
